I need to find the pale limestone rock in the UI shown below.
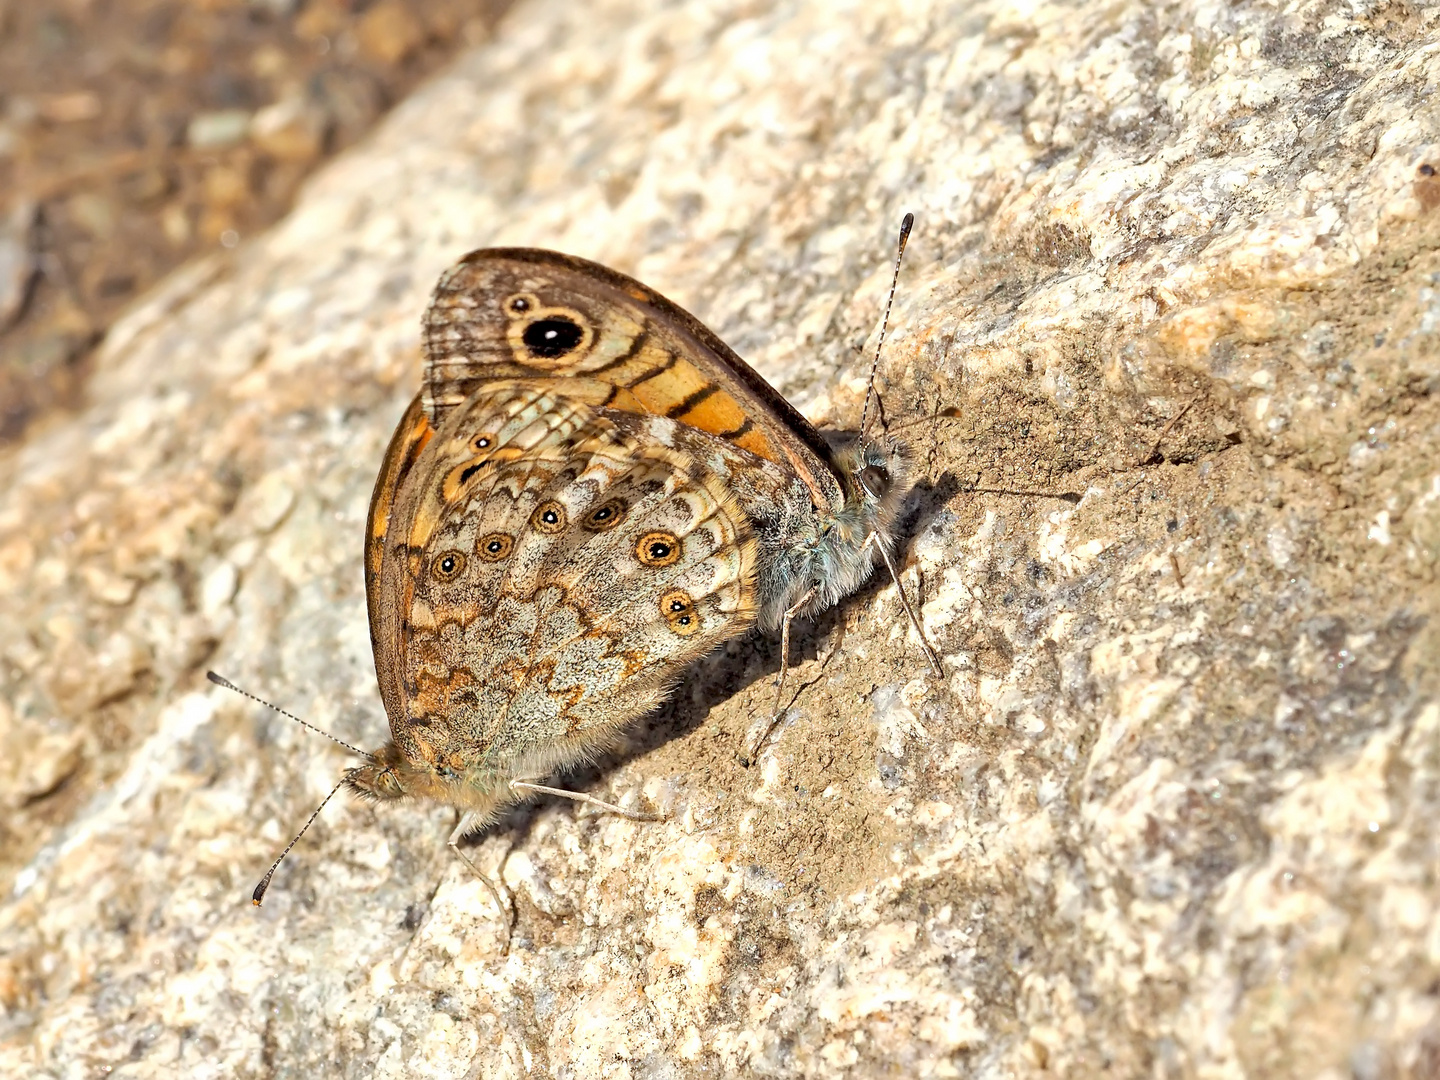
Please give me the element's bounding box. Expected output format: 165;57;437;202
2;0;1439;1077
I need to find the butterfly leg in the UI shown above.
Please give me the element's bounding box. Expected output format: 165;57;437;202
772;583;819;717
446;811;513;948
745;583;820;762
510;780;661;822
867;531;944;675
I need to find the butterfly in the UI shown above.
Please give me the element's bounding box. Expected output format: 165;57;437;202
245;218;939;906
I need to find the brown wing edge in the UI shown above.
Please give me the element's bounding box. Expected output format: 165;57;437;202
365;393;433;727
450;247;847;510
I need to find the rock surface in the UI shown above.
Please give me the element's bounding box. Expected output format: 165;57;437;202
3;0;1439;1076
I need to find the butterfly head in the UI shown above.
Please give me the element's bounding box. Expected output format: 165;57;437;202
839;437;908;521
344;742;414;802
345;740;509;816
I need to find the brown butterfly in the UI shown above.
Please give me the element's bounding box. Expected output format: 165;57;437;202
245;218;938;906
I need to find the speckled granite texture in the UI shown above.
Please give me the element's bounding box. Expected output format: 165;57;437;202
3;1;1439;1077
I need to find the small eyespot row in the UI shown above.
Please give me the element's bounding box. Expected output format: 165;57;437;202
477;532;514;562
660;589;700;636
532;500;568;534
582;498;628;532
432;550;466;581
635;531;681;567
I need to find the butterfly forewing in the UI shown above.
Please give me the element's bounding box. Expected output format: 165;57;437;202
422;249;847;514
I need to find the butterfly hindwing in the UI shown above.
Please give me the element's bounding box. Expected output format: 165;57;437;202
371;382;759;780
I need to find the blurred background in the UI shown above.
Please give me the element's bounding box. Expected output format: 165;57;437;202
0;0;512;449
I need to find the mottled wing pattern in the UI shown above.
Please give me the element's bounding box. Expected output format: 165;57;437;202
369;381;758;780
421;248;846;513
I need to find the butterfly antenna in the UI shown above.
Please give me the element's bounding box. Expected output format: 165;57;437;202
205;672;375;906
206;670;373;759
251;773;349;905
859;211;915;444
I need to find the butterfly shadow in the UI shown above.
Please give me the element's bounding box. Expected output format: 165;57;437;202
447;464;1078;893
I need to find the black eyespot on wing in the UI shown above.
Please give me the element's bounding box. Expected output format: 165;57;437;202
432;550;466;581
660;589;700;636
531;500;568;534
522;317;584;358
636;531;681;567
477;532;514;562
504;293;538;316
469;432;496;452
582;498;628;532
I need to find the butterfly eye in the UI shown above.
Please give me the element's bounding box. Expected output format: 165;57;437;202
432;550;466;581
636;531;681;567
858;463;891;500
477;532;514;562
659;589;700;635
531;501;568;534
522;317;584;358
582;498;628;532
